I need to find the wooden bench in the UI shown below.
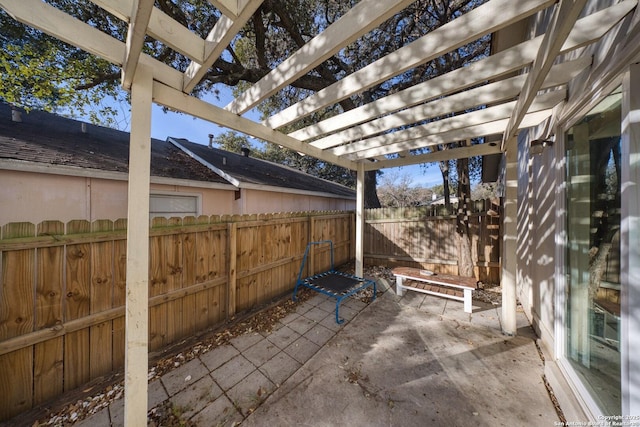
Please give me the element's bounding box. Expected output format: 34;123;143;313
391;267;478;313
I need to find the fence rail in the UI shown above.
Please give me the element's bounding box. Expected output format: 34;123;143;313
0;211;354;421
364;199;501;282
0;201;501;422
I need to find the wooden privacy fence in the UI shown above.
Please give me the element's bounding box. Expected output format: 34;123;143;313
0;211;354;421
364;199;501;283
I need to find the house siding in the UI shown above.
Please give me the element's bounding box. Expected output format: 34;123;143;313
508;0;640;419
516;129;558;354
1;170;90;224
0;168;353;225
0;169;238;224
239;188;355;215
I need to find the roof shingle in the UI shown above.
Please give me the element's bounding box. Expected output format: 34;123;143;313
0;104;355;199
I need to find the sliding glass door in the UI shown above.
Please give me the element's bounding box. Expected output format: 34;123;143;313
565;88;622;415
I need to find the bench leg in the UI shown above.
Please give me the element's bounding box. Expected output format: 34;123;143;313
395;276;406;296
463;289;472;313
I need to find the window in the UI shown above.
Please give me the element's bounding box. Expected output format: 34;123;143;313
149;193;199;219
565;87;622;415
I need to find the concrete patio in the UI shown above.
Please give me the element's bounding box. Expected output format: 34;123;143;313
70;278;559;426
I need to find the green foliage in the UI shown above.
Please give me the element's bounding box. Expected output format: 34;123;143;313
215;131;258;155
1;0;490;196
0;8;124;124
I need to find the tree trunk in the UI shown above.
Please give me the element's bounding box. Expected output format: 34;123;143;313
456;141;475;277
364;170;381;208
588;242;613;301
438;160;451;211
587;139;621;302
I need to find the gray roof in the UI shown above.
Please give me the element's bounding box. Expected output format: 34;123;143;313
0;104;355;198
0;103;228;184
169;138;355;198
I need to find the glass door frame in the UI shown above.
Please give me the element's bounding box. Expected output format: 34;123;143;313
554;65;640;417
554;118;610;421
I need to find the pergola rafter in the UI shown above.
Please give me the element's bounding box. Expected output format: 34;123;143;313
182;0;263;93
263;0;556;130
1;0;638;423
288;2;629;143
502;0;588;147
335;90;565;159
1;0;634;169
224;0;416;115
310;57;590;150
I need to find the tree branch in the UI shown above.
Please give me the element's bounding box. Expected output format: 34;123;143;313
74;71;120;90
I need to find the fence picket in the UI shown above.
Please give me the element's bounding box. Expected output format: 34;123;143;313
363;199;501;281
0;222;35;419
63;220;91;391
4;208;492;423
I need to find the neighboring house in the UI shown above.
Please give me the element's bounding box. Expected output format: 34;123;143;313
428;195;459;206
167;137;356;215
489;1;640;420
0;104;355;225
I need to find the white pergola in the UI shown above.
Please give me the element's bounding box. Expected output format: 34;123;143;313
1;0;638;424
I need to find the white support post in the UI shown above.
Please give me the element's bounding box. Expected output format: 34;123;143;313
502;138;518;335
355;161;365;277
621;63;640;416
124;63;152;426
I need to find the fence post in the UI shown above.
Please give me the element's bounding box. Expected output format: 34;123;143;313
227;222;237;318
309;214;315;276
351;211;356;259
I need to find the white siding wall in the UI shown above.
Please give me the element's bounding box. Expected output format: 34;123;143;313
515;127;558;353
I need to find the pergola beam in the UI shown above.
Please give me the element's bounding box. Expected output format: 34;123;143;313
311;57;588;150
502;0;587;146
225;0;416;115
364;142;503;171
288;0;633;141
209;0;242;18
91;0;206;63
183;0;263;94
1;0;123;65
264;0;555;129
0;0;185;90
152;82;355;170
332;90;565;158
121;0;154;90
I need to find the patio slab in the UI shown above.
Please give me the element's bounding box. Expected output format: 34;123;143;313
241;290;559;427
21;278;560;427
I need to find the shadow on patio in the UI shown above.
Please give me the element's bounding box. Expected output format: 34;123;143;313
19;272;559;427
240;285;559;427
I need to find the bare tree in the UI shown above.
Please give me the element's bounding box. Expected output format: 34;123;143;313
377;171;433;207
